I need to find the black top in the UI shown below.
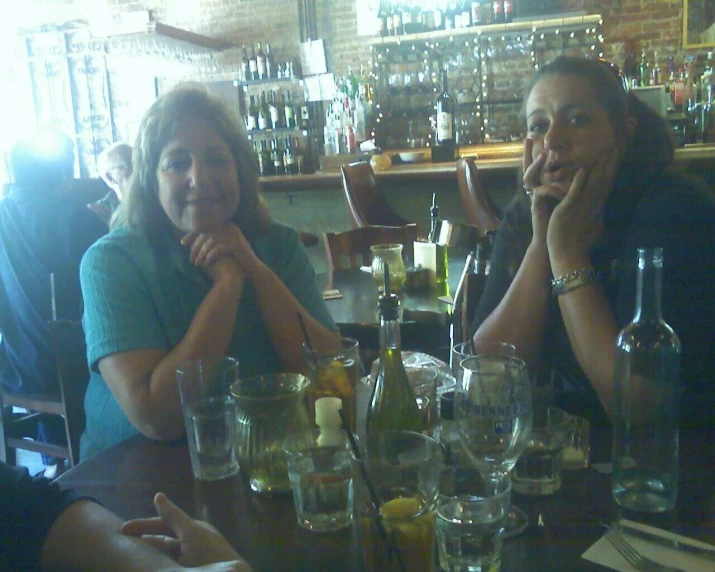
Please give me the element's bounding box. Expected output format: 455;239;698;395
0;461;88;571
472;171;715;429
0;183;106;394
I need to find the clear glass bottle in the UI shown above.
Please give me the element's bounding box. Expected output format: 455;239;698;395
366;282;422;435
612;247;680;513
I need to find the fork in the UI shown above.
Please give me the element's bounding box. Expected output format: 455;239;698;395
605;527;686;572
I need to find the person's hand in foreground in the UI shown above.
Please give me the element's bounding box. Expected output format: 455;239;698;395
122;492;251;571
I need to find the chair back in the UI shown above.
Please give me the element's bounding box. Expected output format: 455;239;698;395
456;158;501;236
323;224;418;273
340;162;413;228
49;319;89;466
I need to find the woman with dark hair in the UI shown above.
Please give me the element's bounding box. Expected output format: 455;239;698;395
79;86;340;459
471;56;715;429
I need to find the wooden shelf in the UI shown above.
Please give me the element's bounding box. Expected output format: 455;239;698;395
368;14;603;46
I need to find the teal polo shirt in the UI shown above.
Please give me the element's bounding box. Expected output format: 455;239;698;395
79;220;335;460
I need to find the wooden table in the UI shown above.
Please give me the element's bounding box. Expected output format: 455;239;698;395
57;429;715;572
316;255;469;357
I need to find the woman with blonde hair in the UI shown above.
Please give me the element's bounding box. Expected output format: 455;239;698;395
80;86;339;459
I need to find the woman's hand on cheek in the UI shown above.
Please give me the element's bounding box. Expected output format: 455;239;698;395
547;146;619;265
523;142;566;244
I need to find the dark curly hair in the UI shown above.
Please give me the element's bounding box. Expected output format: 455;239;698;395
120;84;270;242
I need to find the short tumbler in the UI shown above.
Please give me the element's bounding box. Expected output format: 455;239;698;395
436;478;511;572
177;357;240;481
283;428;353;532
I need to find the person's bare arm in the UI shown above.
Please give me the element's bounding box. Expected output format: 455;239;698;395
40;497;250;572
98;264;244;441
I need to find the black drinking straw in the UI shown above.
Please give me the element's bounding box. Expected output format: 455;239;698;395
339;409;406;572
297;313;319;367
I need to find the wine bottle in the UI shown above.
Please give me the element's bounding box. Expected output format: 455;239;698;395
256;41;267;80
284;91;296;128
492;0;504;23
284;137;299;175
366;275;423;435
639;50;650;88
261;139;275;176
271;138;285;175
503;0;513;22
264;43;274;79
246;95;258;131
240;45;249;82
436;71;455;144
268;91;280;129
258;92;270;130
248;45;258;81
612;247;680;513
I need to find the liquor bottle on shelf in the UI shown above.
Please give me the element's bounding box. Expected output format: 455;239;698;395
248;45;258;81
378;1;388;37
613;247;680;513
401;3;413;34
246;95;258;131
271;139;285;175
444;1;455;30
258;92;271;130
284;137;300;174
673;68;686;112
503;0;514;23
460;0;472;28
650;51;660;86
345;122;357;154
265;43;275;79
240;45;250;82
392;3;403;36
294;137;305;173
268;91;281;129
256;42;267;80
385;0;395;36
434;68;456;161
432;2;444;30
492;0;505;23
471;0;482;25
366;273;422;436
665;56;676;111
261;139;275;176
284;91;296;128
300;103;311;130
639;50;650;88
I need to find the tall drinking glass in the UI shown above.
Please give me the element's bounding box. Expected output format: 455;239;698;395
454;354;533;538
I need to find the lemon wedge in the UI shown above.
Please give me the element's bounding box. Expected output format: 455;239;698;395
380;496;423;520
316;360;353;396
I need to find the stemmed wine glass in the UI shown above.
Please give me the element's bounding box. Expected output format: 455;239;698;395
454;353;533;538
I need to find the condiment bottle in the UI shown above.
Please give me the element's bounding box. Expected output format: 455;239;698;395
366;268;422;435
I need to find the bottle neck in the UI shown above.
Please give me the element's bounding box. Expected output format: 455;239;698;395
379;315;402;351
634;248;663;322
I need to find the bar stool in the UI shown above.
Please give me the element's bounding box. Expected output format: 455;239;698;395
456;157;502;236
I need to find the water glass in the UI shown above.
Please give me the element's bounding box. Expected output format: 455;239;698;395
230;373;312;495
436;478;511;572
177;357;240;481
352;431;442;572
562;415;590;470
451;341;516;382
512;406;574;495
283;429;353;532
303;337;361;433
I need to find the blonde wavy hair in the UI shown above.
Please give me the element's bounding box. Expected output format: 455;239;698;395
119;84;270;242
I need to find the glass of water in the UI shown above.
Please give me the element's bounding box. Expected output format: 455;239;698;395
283;428;353;532
436;477;511;572
177;357;240;481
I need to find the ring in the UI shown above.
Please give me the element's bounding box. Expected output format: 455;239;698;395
523;186;533;197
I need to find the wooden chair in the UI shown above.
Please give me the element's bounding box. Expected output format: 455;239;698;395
340;162;413;229
0;320;89;467
456;157;502;236
323;224;419;273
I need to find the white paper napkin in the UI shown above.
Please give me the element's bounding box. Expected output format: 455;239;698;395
582;519;715;572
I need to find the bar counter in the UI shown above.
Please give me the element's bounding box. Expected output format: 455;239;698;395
259;143;715;192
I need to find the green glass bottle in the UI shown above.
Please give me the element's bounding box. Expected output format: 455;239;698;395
366;274;423;435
